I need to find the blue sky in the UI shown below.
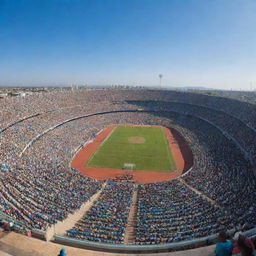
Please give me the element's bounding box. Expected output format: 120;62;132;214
0;0;255;90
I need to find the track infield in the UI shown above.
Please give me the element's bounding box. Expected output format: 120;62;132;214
86;125;176;171
71;125;185;183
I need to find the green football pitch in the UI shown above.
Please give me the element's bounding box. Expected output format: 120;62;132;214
85;125;176;172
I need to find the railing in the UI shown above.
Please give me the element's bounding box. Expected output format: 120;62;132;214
52;226;256;253
0;211;27;233
53;233;218;253
0;113;41;133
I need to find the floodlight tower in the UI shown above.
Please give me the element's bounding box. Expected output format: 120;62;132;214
159;74;163;88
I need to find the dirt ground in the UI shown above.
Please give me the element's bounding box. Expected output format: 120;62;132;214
71;125;187;183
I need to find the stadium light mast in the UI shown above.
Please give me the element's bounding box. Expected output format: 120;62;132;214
159;74;163;88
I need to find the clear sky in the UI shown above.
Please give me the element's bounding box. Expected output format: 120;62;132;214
0;0;255;90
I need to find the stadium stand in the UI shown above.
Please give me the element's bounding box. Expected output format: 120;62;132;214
0;88;256;252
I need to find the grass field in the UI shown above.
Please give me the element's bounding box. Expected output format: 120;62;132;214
85;125;176;172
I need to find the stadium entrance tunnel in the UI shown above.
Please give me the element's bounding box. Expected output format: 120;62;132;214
70;124;193;183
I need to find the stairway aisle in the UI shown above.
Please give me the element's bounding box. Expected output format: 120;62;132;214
124;184;138;244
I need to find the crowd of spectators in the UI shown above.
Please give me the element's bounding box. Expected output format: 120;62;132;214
130;100;256;161
0;88;256;245
170;115;256;229
135;179;231;244
0;167;102;230
67;182;134;243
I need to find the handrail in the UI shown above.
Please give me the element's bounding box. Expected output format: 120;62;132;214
53;233;218;253
53;227;256;253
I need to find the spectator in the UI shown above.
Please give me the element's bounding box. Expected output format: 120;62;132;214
236;235;255;256
214;231;233;256
57;248;66;256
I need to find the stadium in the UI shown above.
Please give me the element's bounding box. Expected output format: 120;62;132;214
0;88;256;255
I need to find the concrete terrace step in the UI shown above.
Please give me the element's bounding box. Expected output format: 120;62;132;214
124;185;138;244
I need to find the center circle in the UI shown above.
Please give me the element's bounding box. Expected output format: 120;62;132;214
128;136;145;144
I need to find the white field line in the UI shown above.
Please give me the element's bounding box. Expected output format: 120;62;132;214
85;126;117;166
161;127;175;171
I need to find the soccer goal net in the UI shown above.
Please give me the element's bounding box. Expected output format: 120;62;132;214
123;163;136;170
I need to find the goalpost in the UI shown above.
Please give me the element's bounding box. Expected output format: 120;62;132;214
123;163;136;170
